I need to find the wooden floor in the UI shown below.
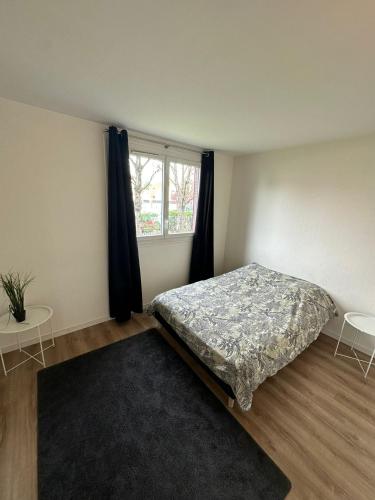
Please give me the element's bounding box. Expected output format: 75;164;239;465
0;314;374;500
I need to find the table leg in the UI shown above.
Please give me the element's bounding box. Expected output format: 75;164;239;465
364;347;375;379
0;349;7;376
50;317;55;347
16;333;21;352
334;319;346;356
38;325;46;367
350;330;359;350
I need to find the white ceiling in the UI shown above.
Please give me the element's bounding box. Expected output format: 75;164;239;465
1;0;375;153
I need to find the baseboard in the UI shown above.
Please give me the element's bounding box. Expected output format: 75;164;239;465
1;315;111;354
322;327;373;356
3;314;371;358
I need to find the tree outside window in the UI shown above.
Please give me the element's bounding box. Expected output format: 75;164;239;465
129;154;163;236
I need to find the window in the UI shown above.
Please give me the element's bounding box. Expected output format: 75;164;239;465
129;151;200;238
130;153;163;237
168;160;200;234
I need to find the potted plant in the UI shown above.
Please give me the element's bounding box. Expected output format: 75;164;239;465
0;272;34;322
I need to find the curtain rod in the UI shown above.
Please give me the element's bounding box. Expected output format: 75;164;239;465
104;128;208;156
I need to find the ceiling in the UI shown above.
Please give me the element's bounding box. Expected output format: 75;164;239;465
1;0;375;153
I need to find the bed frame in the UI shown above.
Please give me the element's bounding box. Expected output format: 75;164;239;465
154;312;236;408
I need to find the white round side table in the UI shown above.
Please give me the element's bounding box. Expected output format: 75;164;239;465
0;305;54;376
334;312;375;379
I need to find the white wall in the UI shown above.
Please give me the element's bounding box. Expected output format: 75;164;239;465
214;153;234;276
0;97;109;344
0;97;233;347
225;135;375;352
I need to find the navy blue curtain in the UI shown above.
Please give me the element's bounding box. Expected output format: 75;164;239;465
107;126;143;321
189;151;214;283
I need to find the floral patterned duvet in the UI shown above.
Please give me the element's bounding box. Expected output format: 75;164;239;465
149;263;336;410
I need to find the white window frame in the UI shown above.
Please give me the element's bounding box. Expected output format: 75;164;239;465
128;138;201;243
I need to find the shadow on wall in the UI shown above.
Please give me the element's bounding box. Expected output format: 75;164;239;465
224;163;260;271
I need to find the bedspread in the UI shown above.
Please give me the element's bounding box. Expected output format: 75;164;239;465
149;263;336;410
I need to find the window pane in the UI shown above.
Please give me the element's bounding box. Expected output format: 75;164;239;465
129;154;163;237
168;161;200;234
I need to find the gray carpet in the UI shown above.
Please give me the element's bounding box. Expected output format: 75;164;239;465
38;329;291;499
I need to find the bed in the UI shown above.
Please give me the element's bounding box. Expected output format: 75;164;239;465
149;263;337;410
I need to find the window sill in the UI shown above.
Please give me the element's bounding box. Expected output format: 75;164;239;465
137;234;194;246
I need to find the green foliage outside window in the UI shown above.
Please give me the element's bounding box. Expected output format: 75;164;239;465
168;210;193;233
138;212;161;235
137;211;194;235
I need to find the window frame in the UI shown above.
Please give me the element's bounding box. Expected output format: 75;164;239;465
128;139;201;243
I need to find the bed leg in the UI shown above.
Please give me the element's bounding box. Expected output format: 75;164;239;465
227;397;235;409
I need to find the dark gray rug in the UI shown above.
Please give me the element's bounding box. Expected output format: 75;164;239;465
38;329;291;499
